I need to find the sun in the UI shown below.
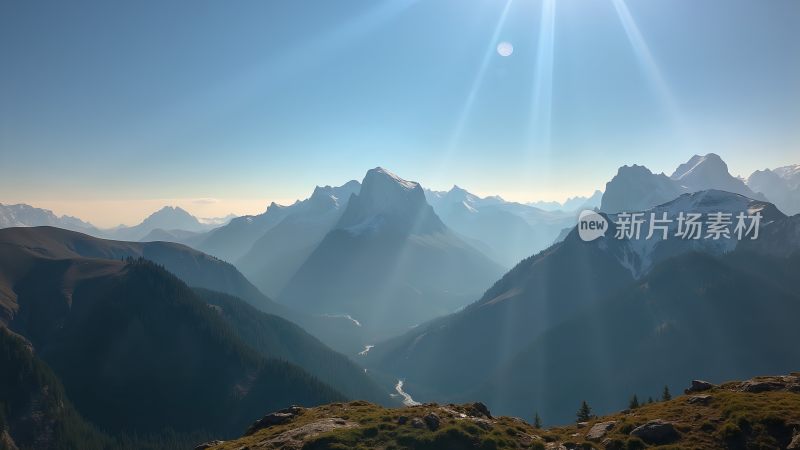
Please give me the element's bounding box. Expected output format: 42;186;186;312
496;41;514;57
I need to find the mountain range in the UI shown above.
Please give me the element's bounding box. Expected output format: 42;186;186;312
0;226;393;447
3;154;800;447
278;168;506;341
108;206;234;242
747;164;800;215
0;203;99;235
527;190;603;212
600;153;766;213
365;189;800;423
236;181;361;297
425;186;577;267
475;249;800;423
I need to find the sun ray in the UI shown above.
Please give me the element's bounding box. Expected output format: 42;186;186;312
528;0;557;156
611;0;685;132
437;0;515;170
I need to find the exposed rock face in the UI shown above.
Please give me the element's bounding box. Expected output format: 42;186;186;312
245;406;306;436
601;164;684;213
586;421;616;441
423;412;440;431
258;418;358;448
741;380;787;393
788;429;800;450
630;419;679;444
470;402;493;419
194;441;224;450
687;394;712;405
337;167;445;235
685;379;715;393
737;375;800;393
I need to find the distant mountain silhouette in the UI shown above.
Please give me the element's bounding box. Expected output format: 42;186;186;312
601;154;764;213
0;203;99;234
108;206;212;241
425;186;576;267
601;165;686;213
748;164;800;215
192;202;296;262
527;190;603;212
236;181;360;297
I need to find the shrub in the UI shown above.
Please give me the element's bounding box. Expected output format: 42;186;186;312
718;421;742;440
625;437;646;450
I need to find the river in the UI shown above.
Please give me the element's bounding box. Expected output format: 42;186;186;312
395;379;420;406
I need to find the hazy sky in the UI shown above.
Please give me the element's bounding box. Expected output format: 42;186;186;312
2;0;799;227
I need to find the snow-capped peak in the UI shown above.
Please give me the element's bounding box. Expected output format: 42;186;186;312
773;164;800;189
366;167;418;191
336;168;444;235
593;190;785;278
670;153;726;181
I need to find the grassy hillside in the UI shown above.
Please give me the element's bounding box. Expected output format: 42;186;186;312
202;374;800;449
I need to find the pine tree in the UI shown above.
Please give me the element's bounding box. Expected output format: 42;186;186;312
533;412;542;429
662;385;672;401
576;401;593;422
647;397;654;404
629;394;640;409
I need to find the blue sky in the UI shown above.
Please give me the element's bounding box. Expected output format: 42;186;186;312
1;0;799;226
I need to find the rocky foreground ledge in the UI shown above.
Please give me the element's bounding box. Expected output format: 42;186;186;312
198;374;800;450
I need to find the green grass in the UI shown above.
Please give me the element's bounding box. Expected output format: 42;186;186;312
212;377;800;449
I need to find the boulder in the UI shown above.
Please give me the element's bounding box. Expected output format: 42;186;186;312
470;402;493;418
687;394;712;405
397;415;408;425
471;417;494;431
630;420;679;444
685;380;715;394
424;412;441;431
586;421;616;441
411;418;425;429
741;380;786;393
245;406;306;436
